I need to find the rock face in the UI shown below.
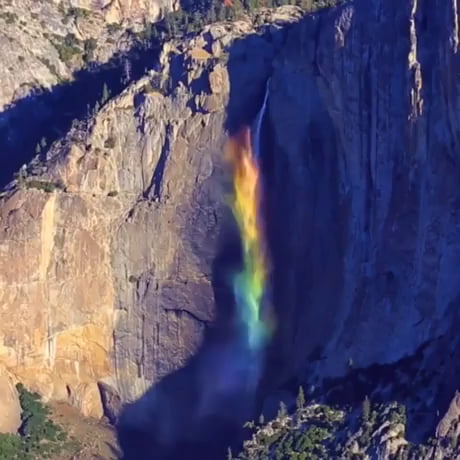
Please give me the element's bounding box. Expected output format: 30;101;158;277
1;0;460;454
68;382;104;418
0;364;21;433
0;0;177;111
98;381;122;424
262;0;460;434
0;6;301;416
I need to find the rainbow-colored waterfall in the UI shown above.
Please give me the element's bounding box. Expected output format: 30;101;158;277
225;126;273;351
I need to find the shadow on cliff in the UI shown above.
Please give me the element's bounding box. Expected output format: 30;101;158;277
0;37;163;190
116;215;255;460
115;0;460;456
115;19;294;460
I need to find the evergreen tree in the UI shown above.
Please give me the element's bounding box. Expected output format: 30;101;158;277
298;0;313;10
227;446;233;460
101;83;111;105
362;396;370;424
278;401;287;418
258;413;265;425
217;5;226;21
296;386;305;411
209;5;217;22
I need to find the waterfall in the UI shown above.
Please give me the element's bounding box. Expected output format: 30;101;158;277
252;79;270;160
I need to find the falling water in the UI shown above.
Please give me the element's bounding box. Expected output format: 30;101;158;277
252;79;270;160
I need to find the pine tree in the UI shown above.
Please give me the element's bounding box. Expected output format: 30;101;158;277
298;0;313;10
296;386;305;411
278;401;287;418
101;83;110;105
227;447;232;460
362;396;370;424
216;4;226;21
258;413;265;425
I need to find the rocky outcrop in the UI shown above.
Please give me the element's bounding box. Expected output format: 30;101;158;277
0;364;21;433
98;381;122;424
0;0;177;111
68;382;104;418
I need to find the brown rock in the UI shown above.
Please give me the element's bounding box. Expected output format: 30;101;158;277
68;382;104;419
0;365;21;433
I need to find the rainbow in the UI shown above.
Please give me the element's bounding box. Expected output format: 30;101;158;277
225;127;274;351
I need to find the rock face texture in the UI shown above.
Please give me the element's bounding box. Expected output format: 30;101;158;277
63;0;179;24
0;0;177;111
263;0;460;434
1;0;460;455
0;364;21;433
0;6;301;415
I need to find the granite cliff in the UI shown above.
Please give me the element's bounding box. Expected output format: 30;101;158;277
0;3;301;417
0;0;177;110
1;0;460;458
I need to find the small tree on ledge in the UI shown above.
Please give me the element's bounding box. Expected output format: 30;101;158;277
296;385;305;411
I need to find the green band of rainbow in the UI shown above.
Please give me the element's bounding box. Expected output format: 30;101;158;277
225;127;274;350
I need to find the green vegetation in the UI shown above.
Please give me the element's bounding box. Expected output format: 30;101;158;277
25;180;63;193
235;398;439;460
83;38;97;63
104;136;116;149
0;383;74;459
67;6;91;20
107;22;123;35
51;33;82;63
0;11;18;24
296;386;305;411
100;83;111;106
238;403;345;459
362;396;370;423
62;5;91;24
133;0;344;48
278;401;288;418
37;57;61;81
